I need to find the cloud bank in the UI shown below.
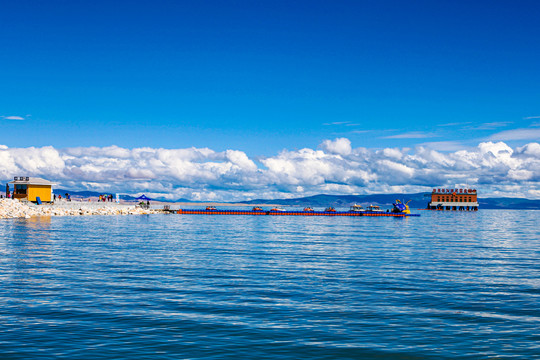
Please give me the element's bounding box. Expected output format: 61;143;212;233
1;139;539;200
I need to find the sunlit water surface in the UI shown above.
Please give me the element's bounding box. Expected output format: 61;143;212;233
1;210;539;359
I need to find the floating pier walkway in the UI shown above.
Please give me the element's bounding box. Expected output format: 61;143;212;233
176;209;420;217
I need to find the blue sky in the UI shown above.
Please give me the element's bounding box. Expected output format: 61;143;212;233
1;1;539;199
2;0;539;152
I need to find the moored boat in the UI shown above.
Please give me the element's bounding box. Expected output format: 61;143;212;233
392;200;411;214
177;204;419;217
365;205;383;212
349;204;364;212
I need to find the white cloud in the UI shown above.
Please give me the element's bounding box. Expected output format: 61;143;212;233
489;128;540;141
1;139;539;200
323;121;349;126
507;169;533;181
419;141;470;152
516;143;540;157
381;131;437;139
2;116;25;120
380;148;404;160
377;159;415;177
320;138;352;156
475;122;511;130
225;150;257;171
437;122;472;127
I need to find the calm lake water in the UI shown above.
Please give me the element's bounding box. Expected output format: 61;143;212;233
1;210;539;359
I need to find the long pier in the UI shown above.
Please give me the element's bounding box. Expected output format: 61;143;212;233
176;209;420;217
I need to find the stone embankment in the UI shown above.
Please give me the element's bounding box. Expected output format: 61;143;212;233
0;199;158;219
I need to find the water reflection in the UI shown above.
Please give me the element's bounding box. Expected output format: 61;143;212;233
0;210;539;359
3;217;55;282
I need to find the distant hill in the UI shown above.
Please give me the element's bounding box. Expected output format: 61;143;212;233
239;193;540;210
52;189;540;209
54;188;186;202
478;197;540;210
175;198;197;203
238;193;430;209
53;188;138;201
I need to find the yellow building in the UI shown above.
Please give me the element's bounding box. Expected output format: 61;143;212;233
8;176;55;203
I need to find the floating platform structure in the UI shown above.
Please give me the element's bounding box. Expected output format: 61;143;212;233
427;188;479;211
176;209;420;217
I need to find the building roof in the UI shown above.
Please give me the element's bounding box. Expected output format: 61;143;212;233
8;177;56;186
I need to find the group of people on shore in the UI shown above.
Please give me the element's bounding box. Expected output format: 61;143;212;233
53;193;71;202
52;193;115;202
98;194;114;202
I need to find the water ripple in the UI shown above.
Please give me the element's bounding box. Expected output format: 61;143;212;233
0;210;539;359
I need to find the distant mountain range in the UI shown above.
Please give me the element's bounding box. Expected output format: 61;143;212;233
238;193;540;210
53;189;540;210
54;189;139;201
54;188;194;203
239;193;425;207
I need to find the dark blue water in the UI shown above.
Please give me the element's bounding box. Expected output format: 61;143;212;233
1;211;539;359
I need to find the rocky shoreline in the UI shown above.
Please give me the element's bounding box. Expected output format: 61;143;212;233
0;199;158;219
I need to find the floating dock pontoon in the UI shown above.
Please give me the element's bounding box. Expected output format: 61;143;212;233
176;209;420;217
